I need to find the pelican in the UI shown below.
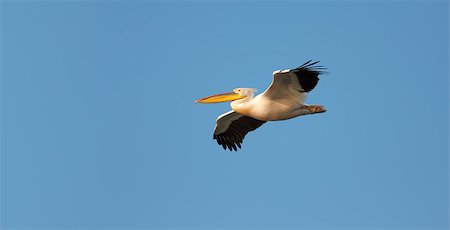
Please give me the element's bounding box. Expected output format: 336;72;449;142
195;60;327;151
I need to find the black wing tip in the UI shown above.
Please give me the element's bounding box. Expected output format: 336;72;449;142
213;134;242;151
295;60;328;75
212;114;265;152
289;60;327;92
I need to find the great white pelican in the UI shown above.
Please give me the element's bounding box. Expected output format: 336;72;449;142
195;60;327;151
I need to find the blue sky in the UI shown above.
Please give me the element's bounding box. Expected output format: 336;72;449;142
1;1;448;229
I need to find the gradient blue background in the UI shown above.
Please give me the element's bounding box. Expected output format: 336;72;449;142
1;1;448;229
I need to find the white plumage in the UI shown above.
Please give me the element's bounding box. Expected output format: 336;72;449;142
196;60;327;151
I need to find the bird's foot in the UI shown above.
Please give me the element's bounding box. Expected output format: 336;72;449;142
305;105;326;114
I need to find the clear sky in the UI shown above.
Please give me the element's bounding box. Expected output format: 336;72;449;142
1;1;448;229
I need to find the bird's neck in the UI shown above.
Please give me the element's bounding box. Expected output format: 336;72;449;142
230;97;253;115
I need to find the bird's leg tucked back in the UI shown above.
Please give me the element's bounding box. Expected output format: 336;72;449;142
289;105;326;119
303;105;326;114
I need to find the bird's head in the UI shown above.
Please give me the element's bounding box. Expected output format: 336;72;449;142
233;88;257;97
195;87;256;104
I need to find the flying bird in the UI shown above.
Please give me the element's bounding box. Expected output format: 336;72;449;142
195;60;327;151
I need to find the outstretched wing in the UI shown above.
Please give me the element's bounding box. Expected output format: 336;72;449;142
213;111;266;151
262;60;326;104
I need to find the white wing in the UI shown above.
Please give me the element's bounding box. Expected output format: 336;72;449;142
213;110;266;151
262;60;324;105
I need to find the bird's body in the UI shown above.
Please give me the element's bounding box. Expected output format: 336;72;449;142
195;60;327;151
231;92;309;121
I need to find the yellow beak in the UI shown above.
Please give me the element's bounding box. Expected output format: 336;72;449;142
195;91;246;104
